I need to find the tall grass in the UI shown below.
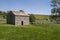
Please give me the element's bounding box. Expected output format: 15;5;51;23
0;24;60;40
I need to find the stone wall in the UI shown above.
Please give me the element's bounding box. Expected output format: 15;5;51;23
15;15;29;25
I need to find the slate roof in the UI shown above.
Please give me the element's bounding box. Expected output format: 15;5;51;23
11;11;29;16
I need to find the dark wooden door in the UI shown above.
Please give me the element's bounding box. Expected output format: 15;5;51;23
21;21;23;25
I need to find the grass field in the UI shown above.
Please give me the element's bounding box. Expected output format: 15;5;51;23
0;23;60;40
0;15;60;40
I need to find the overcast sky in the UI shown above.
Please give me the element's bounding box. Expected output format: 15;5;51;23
0;0;51;15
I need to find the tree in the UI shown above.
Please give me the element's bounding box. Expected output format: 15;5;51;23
0;11;3;15
51;0;60;22
29;14;36;24
19;10;25;12
2;12;7;19
0;11;7;19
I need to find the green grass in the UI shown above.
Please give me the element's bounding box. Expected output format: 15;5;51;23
0;23;60;40
0;14;60;40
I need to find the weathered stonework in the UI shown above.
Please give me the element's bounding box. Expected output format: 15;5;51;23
7;11;29;25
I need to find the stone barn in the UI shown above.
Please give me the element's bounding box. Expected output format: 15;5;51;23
7;10;29;25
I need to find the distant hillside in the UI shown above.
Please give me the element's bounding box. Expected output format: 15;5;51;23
33;14;50;22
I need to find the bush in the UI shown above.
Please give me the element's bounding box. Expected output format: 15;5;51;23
29;14;36;24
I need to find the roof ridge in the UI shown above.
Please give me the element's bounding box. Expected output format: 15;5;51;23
11;11;29;16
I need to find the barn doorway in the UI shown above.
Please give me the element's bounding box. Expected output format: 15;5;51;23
21;21;24;25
